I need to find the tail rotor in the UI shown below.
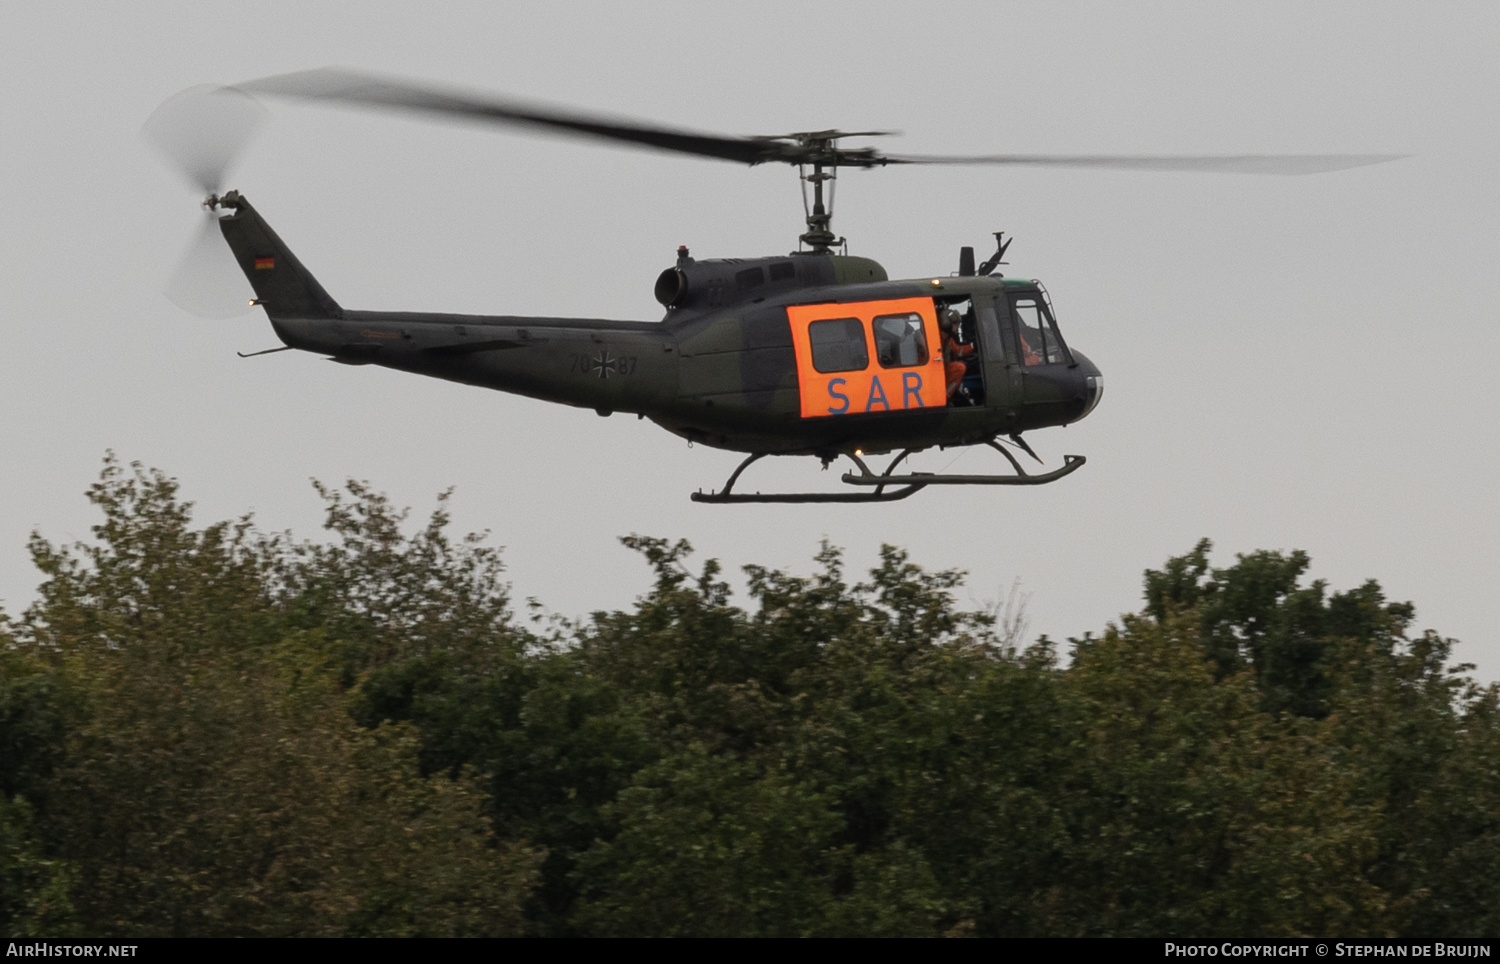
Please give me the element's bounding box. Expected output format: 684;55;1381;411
141;85;268;318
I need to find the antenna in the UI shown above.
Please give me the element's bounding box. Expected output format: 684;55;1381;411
977;231;1013;275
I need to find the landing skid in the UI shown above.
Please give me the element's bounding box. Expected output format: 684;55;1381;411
690;441;1085;504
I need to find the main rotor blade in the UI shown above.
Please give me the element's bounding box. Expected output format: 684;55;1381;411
142;85;268;194
238;67;789;166
233;69;1409;177
881;152;1409;174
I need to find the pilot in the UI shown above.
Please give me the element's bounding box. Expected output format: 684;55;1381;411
1017;328;1042;366
940;309;974;400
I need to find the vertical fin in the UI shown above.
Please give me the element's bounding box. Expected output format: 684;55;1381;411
216;192;342;319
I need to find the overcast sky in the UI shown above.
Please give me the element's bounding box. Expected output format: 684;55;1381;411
3;2;1496;675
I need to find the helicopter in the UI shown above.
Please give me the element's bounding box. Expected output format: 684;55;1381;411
143;70;1404;503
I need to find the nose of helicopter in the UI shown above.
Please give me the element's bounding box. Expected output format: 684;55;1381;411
1072;350;1103;420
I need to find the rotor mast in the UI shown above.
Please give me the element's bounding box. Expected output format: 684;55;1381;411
792;131;878;254
798;160;839;253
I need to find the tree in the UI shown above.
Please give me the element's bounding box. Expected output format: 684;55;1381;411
9;458;1498;938
1144;538;1417;717
0;639;77;937
14;457;540;936
1143;539;1500;936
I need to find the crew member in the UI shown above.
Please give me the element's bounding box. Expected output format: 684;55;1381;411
940;309;974;399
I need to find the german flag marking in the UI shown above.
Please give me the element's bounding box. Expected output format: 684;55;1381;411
254;257;275;270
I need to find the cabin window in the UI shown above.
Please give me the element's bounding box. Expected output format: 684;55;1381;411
1010;294;1069;366
872;312;931;368
808;318;869;373
769;262;796;281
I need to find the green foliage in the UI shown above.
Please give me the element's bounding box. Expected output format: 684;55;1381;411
1140;540;1489;936
0;791;77;936
1056;614;1386;936
573;747;843;936
11;457;539;937
6;458;1499;937
1144;539;1417;717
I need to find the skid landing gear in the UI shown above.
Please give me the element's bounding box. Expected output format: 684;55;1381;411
690;441;1085;504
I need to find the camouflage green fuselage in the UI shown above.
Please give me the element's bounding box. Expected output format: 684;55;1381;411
221;194;1101;458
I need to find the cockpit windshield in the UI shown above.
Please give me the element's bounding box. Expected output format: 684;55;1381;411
1009;294;1069;366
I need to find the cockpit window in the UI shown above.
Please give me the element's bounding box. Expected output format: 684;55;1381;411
808;318;869;373
871;312;930;368
1010;295;1069;366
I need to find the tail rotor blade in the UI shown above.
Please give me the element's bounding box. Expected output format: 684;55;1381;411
164;210;253;319
144;84;266;317
142;85;268;194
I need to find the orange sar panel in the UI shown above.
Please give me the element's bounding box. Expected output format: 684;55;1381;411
787;297;947;419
